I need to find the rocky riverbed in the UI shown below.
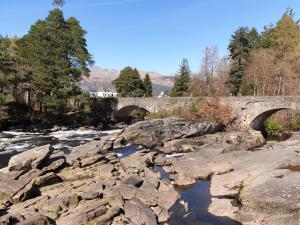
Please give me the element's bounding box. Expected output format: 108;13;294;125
0;117;299;225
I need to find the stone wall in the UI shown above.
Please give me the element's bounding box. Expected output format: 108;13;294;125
117;96;300;130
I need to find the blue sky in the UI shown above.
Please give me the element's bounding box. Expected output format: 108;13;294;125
1;0;300;74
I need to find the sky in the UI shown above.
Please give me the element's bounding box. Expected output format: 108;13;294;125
1;0;300;75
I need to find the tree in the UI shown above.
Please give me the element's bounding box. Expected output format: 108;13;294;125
270;8;300;56
243;49;277;96
171;58;191;97
143;73;152;97
17;9;93;113
53;0;65;7
113;67;145;97
201;46;219;85
0;35;17;103
189;56;229;97
226;27;252;96
248;28;261;49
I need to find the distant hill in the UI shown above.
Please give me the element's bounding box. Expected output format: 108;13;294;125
79;67;174;96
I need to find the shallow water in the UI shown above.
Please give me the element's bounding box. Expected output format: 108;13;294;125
113;146;139;159
168;181;241;225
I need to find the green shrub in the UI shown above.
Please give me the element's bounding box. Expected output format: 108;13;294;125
265;118;282;134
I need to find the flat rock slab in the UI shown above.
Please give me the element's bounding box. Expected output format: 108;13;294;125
8;145;52;172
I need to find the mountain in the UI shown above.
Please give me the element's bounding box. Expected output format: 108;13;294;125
79;67;174;96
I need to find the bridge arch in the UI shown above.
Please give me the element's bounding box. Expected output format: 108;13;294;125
116;96;300;130
249;108;287;131
113;105;149;124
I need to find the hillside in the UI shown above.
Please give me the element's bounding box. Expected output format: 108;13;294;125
79;67;174;96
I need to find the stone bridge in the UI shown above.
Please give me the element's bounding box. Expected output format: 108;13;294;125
117;96;300;130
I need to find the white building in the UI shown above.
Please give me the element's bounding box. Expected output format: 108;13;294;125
90;91;117;98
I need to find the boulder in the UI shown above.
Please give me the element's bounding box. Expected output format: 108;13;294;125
117;117;223;148
8;145;52;172
124;198;157;225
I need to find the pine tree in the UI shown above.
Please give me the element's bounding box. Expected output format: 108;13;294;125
17;9;93;113
226;27;252;96
0;35;17;103
143;73;152;97
248;28;261;49
53;0;65;7
113;67;145;97
171;58;191;97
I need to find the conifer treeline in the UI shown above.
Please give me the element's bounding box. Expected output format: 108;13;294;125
0;9;94;115
112;67;153;97
188;8;300;97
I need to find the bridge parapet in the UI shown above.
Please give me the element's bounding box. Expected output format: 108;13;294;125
116;96;300;130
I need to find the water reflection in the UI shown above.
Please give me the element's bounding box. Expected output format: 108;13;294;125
113;146;139;159
168;181;242;225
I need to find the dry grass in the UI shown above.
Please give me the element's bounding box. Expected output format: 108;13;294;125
146;97;234;125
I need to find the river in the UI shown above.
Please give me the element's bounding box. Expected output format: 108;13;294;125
0;128;121;169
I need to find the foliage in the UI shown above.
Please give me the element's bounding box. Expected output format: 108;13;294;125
113;67;145;97
267;8;300;57
147;97;234;125
17;9;94;114
241;8;300;96
143;73;153;97
226;27;253;96
53;0;65;7
0;35;18;104
171;58;191;96
265;117;282;134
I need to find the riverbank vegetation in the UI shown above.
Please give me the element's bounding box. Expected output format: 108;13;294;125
0;6;117;130
169;8;300;133
147;97;234;126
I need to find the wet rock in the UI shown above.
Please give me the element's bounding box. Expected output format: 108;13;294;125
124;198;157;225
8;145;52;172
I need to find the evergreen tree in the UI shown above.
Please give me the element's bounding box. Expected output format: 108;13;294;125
248;28;261;49
17;9;93;113
113;67;145;97
171;58;191;97
53;0;65;7
226;27;252;96
143;73;152;97
270;8;300;56
260;25;274;48
0;35;17;103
